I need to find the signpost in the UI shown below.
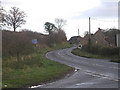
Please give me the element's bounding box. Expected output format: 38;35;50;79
32;39;37;44
32;39;38;49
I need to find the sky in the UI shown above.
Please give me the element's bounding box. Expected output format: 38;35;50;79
1;0;119;40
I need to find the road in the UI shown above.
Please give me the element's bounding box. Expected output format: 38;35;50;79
31;46;119;88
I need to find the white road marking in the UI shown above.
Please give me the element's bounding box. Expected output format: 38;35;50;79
76;82;94;86
77;68;118;82
45;48;119;88
85;71;118;82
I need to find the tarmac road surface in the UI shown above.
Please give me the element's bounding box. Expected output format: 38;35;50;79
31;46;119;88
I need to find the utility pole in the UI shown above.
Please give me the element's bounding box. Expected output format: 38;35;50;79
89;17;91;35
88;17;91;49
78;28;79;36
118;2;120;57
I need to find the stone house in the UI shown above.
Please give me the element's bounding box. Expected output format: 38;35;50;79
68;36;82;44
79;28;116;47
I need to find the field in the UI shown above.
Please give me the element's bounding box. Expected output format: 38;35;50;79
2;43;73;88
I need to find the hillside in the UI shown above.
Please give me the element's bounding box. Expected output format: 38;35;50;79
2;30;73;88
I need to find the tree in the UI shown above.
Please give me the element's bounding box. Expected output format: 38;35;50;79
55;18;66;30
44;22;57;34
4;7;26;32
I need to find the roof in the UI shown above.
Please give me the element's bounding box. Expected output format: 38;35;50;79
79;28;115;47
68;36;82;44
92;29;109;46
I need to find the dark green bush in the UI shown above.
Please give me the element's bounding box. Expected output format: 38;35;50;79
82;44;119;57
82;44;89;52
82;44;100;54
99;47;119;56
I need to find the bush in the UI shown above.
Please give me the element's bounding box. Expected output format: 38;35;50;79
2;30;34;59
45;30;67;47
82;44;119;57
2;30;67;58
99;47;119;56
82;44;99;54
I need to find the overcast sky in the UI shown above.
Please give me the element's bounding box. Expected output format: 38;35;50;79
1;0;119;39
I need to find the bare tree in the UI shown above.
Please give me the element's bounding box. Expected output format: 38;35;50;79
55;18;66;30
4;7;26;32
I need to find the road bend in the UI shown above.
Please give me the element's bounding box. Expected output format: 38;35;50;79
33;46;119;88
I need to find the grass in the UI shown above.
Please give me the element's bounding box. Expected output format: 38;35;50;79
2;43;73;88
72;48;120;63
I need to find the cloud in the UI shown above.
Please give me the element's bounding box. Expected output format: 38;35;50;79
1;0;118;39
71;0;118;19
1;0;22;6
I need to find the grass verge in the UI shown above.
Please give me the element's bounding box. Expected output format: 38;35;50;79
2;43;73;88
72;48;120;63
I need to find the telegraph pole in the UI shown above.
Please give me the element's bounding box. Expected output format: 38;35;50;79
88;17;91;49
78;28;79;36
89;17;91;35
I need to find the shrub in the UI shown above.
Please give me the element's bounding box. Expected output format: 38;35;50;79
82;44;119;57
99;47;119;56
45;30;67;47
2;30;67;58
2;30;34;60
